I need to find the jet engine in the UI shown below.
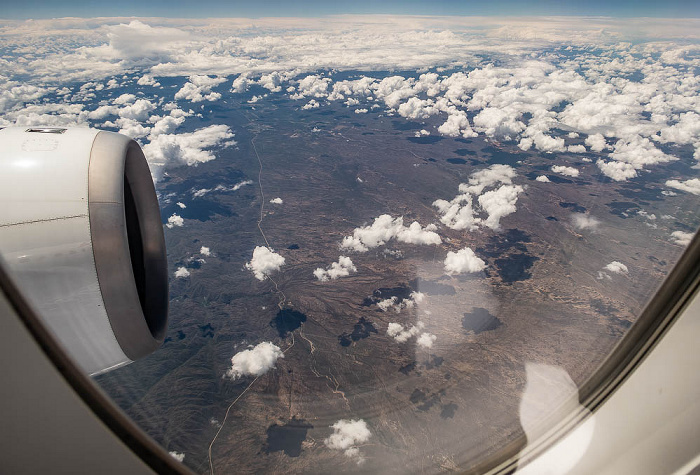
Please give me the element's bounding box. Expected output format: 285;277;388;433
0;127;168;375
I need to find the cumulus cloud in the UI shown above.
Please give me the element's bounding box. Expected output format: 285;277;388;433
166;214;184;228
169;451;185;462
551;165;580;177
113;93;136;105
666;178;700;195
604;261;628;274
433;164;522;231
671;231;694;246
176;202;186;209
444;247;486;275
302;99;320;110
585;133;608;152
231;74;251;93
478;185;525;230
325;419;371;464
270;197;283;204
416;332;437;349
149;114;186;137
0;82;47;113
387;321;425;343
137;74;160;87
246;246;285;281
340;215;441;252
200;246;211;256
437;111;477;138
377;291;425;313
596;159;637;181
535;175;550;182
174;267;190;278
142;124;236;179
175;75;226;102
314;256;357;281
225;342;284;379
572;213;600;231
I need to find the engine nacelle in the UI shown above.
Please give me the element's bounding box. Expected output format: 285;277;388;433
0;127;168;375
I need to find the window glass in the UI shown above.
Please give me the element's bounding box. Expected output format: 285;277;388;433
1;10;699;474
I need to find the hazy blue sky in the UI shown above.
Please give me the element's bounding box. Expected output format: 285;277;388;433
1;0;698;19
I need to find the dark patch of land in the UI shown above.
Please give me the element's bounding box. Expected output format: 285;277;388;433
462;308;503;334
265;418;313;457
270;309;307;338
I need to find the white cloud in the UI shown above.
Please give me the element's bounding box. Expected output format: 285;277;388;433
292;74;331;98
230;180;254;191
0;82;48;113
444;247;486;275
137;74;160;87
666;178;700;196
596;159;637;181
416;332;437;349
174;267;190;278
174;75;226;102
551;165;580;177
314;256;357;281
478;184;524;230
585;133;608;152
246;246;285;281
397;97;439;120
572;213;600;231
142;124;236;179
302;99;320;110
116;117;151;139
597;136;676;181
387;321;425;343
671;231;694;246
176;202;186;208
437;111;477;138
149;114;186;137
433;165;522;231
106;20;190;61
225;341;284;379
166;214;184;228
113;93;136;105
604;261;628;274
169;451;185;462
340;215;441;252
270;197;283;204
200;246;211;256
231;74;251;93
535;175;550;183
377;291;424;313
325;419;371;465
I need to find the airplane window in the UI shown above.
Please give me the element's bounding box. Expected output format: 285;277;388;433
0;7;699;475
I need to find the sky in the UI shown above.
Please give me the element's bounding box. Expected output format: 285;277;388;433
0;0;698;19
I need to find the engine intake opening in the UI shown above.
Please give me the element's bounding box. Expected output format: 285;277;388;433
122;144;168;341
89;131;168;361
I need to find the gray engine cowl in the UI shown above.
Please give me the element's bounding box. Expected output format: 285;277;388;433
0;127;168;375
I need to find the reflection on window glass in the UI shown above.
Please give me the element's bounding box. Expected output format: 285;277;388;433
3;10;700;475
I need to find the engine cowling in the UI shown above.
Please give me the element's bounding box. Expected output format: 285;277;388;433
0;127;168;375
